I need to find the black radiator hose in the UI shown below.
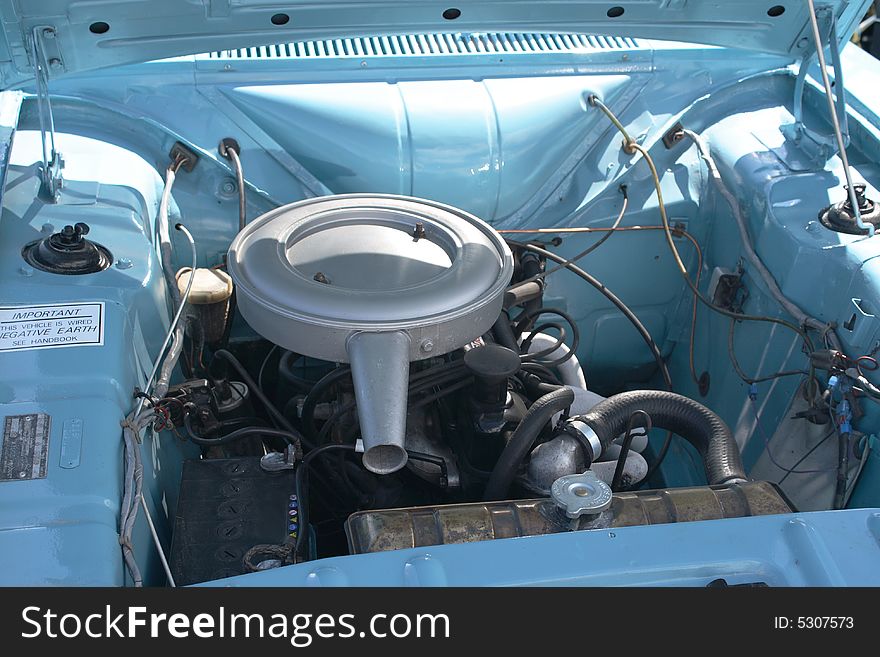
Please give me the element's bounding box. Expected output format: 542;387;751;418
484;386;575;500
580;390;747;485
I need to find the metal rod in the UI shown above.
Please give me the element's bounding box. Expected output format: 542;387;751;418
139;493;176;587
807;0;873;236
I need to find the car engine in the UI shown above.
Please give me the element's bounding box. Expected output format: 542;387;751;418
153;189;792;584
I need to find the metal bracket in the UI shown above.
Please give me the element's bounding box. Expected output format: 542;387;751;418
782;5;850;163
30;26;64;202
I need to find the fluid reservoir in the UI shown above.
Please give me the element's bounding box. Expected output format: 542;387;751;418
176;267;233;344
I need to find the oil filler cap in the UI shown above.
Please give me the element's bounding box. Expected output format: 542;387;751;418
22;222;112;275
551;470;613;519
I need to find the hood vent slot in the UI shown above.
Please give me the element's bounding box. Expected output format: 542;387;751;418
205;33;640;60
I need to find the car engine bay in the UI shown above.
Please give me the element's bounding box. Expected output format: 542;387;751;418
2;33;880;587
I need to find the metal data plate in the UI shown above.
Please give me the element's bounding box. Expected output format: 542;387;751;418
0;413;50;482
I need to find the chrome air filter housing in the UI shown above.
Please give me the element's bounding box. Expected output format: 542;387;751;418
228;194;512;474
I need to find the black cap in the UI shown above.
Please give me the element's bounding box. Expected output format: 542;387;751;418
464;344;521;383
22;223;112;275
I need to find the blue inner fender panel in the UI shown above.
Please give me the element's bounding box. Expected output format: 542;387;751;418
0;126;190;585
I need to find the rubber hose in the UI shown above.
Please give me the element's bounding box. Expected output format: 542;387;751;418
484;386;575;500
492;313;520;352
578;390;746;485
504;281;543;309
518;253;544;333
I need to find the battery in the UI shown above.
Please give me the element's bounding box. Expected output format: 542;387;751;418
170;457;296;585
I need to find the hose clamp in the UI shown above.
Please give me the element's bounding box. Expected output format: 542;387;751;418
564;419;602;462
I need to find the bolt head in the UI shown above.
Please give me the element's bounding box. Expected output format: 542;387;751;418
421;340;434;353
19;265;33;277
116;258;133;270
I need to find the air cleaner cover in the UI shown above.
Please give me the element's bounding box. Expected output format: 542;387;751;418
228;194;513;362
228;194;512;474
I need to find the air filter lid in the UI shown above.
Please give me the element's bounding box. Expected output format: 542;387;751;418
228;194;512;474
228;194;512;362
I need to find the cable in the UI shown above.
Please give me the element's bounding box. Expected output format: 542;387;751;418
212;349;310;451
257;344;279;392
630;141;815;349
133;223;197;419
514;307;580;367
499;185;629;279
777;428;837;485
315;402;357;444
508;220;705;387
410;377;475;410
278;351;323;393
612;410;651;492
681;128;842;351
585;98;815;354
227;147;247;231
749;398;836;477
588;95;636;146
504;239;674;392
727;319;811;385
301;366;352;438
183;413;297;447
156;161;186;312
295;443;357;560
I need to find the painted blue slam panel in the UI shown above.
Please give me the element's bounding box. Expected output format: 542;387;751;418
200;510;880;587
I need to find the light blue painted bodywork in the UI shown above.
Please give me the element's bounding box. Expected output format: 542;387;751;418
201;509;880;587
1;5;880;586
0;1;871;88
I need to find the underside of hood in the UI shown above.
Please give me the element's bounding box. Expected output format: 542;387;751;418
0;1;872;88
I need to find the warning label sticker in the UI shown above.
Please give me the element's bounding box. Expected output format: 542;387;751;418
0;302;104;353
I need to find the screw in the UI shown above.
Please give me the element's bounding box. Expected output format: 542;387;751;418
42;28;56;39
313;272;331;284
221;179;237;195
421;339;434;353
412;222;426;241
19;265;33;277
48;58;62;70
115;258;133;270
